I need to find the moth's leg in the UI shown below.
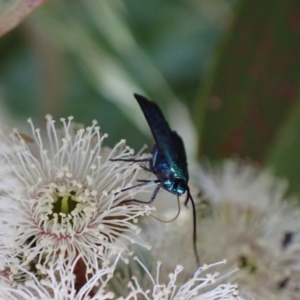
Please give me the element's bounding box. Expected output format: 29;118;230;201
116;184;161;206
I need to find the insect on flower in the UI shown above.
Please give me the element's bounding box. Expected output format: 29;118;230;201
111;94;199;265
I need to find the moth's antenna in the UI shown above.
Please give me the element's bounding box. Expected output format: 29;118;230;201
150;194;181;223
188;187;200;266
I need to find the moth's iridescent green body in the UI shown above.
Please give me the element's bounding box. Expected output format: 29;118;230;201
138;96;189;198
112;94;199;264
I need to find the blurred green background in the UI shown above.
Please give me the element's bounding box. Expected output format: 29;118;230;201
1;0;300;195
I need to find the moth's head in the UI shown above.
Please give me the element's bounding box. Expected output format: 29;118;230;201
173;179;187;195
162;178;187;195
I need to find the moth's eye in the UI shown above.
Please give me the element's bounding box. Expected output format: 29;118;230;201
173;180;186;195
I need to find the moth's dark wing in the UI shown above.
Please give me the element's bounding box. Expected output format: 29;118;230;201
171;130;189;180
134;94;175;149
134;93;189;178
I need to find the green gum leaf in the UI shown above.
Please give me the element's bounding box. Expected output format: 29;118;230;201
196;0;300;163
0;0;46;37
267;97;300;196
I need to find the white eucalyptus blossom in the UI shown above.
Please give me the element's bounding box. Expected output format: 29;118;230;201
197;159;300;299
135;216;197;276
115;257;242;300
0;251;121;300
0;116;154;275
0;136;21;194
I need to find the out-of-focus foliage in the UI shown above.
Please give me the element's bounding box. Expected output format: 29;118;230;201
197;0;300;165
0;0;231;154
267;101;300;196
0;0;45;37
2;0;300;196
